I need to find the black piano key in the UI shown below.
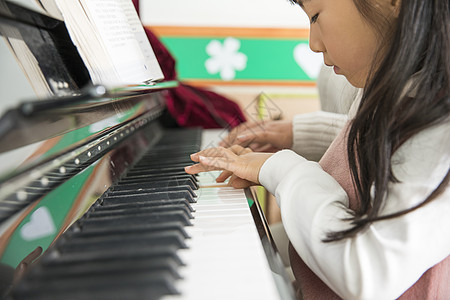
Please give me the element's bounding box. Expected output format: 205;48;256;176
79;210;192;227
138;149;197;157
129;161;195;170
111;178;198;191
106;185;197;198
67;221;190;239
146;143;199;151
118;174;198;186
31;256;182;281
133;162;194;169
41;244;184;266
137;153;195;161
56;230;188;252
133;157;196;166
101;190;196;204
14;270;179;300
121;171;194;181
95;199;195;213
125;166;191;176
117;174;199;189
12;127;204;300
87;203;194;220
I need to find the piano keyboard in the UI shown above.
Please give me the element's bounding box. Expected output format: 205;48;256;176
12;129;283;300
160;172;280;300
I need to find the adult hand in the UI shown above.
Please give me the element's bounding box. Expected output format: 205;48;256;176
219;120;293;152
185;145;272;189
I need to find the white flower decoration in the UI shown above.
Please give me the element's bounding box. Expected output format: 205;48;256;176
205;37;247;81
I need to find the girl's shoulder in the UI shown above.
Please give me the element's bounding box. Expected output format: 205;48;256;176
392;119;449;184
385;120;449;213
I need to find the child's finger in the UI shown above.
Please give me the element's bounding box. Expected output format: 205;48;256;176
191;147;231;159
198;155;235;171
190;148;222;162
184;163;219;174
228;175;253;189
190;153;200;162
216;170;233;182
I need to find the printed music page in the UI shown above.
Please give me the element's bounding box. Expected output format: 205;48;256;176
35;0;64;20
120;0;164;83
55;0;164;86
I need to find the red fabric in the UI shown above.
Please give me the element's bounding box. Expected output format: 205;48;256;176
133;0;139;16
133;0;246;129
143;28;246;128
164;83;246;128
143;27;177;81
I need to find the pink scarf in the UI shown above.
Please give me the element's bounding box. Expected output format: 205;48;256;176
289;122;450;299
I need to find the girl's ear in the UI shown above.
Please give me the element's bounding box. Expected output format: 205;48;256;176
390;0;401;18
377;0;401;19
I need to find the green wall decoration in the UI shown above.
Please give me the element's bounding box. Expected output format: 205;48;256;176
160;36;322;83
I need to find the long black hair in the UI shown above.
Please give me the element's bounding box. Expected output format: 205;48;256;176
326;0;450;241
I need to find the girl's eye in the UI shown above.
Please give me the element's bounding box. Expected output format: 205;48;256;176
310;13;319;24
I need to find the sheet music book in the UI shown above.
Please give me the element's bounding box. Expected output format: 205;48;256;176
0;1;91;98
39;0;164;87
1;25;52;98
35;0;64;20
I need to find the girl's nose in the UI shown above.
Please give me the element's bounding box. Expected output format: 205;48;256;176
309;26;325;53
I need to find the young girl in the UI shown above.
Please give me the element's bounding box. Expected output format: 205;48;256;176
186;0;449;299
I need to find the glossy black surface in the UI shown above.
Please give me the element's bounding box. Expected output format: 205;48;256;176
10;128;202;300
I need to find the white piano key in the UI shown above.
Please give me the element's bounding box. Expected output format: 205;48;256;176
161;185;281;300
161;130;282;299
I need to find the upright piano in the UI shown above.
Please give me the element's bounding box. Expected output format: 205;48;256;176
0;2;295;299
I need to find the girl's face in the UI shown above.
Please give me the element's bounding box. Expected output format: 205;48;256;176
300;0;396;88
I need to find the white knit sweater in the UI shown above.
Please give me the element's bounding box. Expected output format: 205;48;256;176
291;111;348;161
